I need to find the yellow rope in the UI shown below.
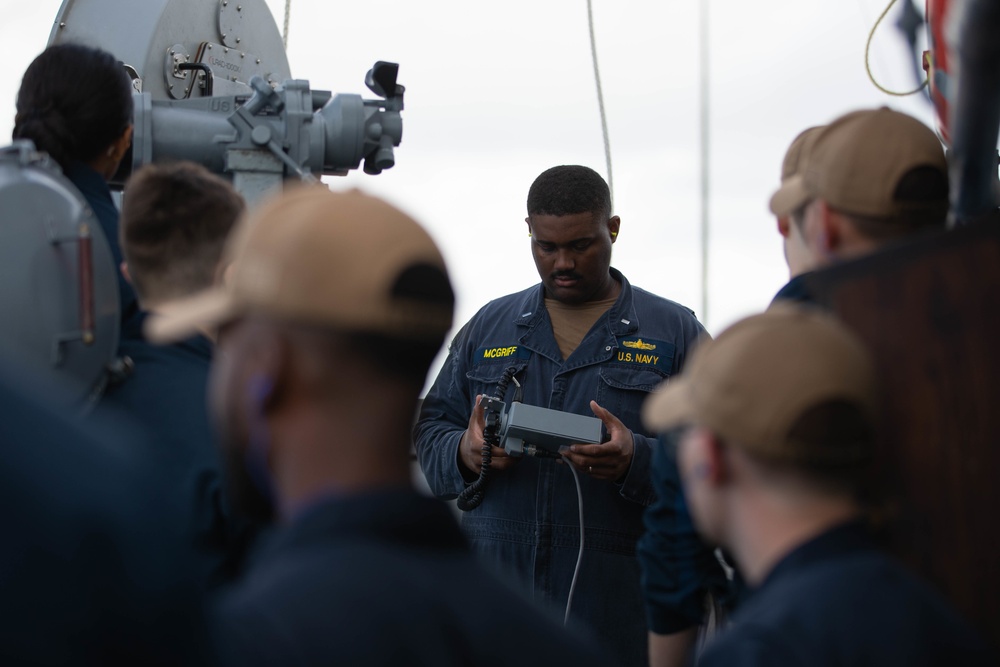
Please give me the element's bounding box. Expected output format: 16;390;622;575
864;0;929;96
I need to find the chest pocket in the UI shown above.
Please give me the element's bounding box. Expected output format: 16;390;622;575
596;366;670;436
467;360;529;402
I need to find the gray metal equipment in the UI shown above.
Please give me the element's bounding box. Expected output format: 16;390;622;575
498;402;603;457
0;142;120;406
49;0;292;101
5;0;403;403
457;372;603;511
129;62;404;204
49;0;405;204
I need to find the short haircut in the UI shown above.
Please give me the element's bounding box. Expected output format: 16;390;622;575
14;44;133;169
837;166;949;240
290;325;447;392
264;261;453;389
346;332;445;387
753;398;876;500
345;263;453;385
792;167;948;241
526;165;612;221
121;162;245;303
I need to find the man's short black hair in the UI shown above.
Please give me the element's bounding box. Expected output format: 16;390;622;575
526;165;612;221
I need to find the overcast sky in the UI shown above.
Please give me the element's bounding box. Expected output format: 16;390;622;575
0;0;935;353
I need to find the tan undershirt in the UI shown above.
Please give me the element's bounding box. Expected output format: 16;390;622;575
545;296;618;360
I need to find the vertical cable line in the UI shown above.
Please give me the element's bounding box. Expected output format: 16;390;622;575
587;0;615;208
563;458;585;626
283;0;292;49
699;0;710;324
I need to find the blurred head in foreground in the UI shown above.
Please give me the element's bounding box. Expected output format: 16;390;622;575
147;186;454;521
643;304;877;582
770;108;948;277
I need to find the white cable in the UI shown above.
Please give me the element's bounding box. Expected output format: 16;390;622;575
283;0;292;50
586;0;615;208
699;0;710;325
562;455;586;626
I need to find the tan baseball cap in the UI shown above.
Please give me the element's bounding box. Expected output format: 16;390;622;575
146;185;454;343
779;126;824;183
642;304;877;465
769;107;947;220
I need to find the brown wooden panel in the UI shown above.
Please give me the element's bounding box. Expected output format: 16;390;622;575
805;221;1000;647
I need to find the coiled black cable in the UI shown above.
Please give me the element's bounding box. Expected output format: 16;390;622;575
456;366;517;511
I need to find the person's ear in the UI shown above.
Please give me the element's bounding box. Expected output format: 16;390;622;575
816;200;841;253
247;373;275;414
681;426;727;486
245;327;294;415
702;431;730;486
776;215;791;238
120;261;132;285
608;215;621;243
525;217;533;238
213;259;236;288
110;125;133;163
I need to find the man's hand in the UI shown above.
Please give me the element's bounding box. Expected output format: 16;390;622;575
458;395;518;478
560;400;634;482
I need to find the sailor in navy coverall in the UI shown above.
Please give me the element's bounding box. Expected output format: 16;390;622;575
416;165;712;666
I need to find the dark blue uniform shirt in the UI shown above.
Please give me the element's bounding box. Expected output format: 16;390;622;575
638;431;733;634
0;357;209;665
63;160;138;326
100;311;257;588
771;272;815;305
213;487;610;667
698;521;994;666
